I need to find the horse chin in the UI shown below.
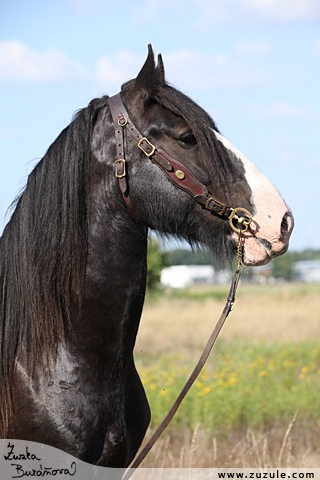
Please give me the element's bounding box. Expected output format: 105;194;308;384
242;250;272;267
236;234;274;267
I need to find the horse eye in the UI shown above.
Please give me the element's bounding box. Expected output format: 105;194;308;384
179;132;197;146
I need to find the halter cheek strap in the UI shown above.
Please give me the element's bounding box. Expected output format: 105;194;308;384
109;94;135;216
108;93;252;234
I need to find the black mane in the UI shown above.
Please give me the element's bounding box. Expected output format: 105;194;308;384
0;77;237;433
0;96;109;424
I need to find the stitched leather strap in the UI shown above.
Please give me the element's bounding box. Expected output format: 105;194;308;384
109;94;135;216
108;93;234;219
150;146;234;217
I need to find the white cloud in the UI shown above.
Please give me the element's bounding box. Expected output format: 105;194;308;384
0;41;310;100
239;0;320;22
95;48;273;94
263;102;303;118
0;41;90;84
312;155;320;167
237;41;272;57
1;127;23;141
67;0;320;27
249;102;320;121
68;0;101;10
132;0;161;22
163;50;271;91
196;0;320;26
310;37;320;57
96;51;145;92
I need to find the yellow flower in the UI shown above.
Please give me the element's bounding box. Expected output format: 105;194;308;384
283;360;294;367
268;361;276;371
161;389;168;396
203;386;211;394
301;366;308;374
149;384;156;390
258;370;269;377
228;377;239;385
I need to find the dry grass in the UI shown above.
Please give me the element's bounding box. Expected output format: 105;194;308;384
135;283;320;355
140;420;320;468
133;282;320;468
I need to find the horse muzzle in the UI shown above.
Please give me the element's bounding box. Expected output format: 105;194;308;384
240;201;294;267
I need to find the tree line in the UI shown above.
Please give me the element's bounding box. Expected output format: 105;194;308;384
147;239;320;289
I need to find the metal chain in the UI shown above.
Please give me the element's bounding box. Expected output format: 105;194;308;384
236;231;243;272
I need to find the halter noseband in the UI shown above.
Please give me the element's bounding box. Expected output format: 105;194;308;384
108;93;252;236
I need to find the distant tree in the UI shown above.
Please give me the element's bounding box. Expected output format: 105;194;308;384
147;239;170;290
167;248;212;265
271;251;294;280
295;249;320;261
271;249;320;280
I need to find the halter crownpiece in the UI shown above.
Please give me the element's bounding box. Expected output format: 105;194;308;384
108;93;252;237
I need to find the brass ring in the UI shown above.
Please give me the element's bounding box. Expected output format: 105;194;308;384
118;117;128;127
229;207;252;234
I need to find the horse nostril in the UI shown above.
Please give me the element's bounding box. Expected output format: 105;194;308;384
280;212;293;238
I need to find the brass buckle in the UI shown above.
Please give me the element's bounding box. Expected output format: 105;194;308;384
205;198;227;215
228;207;252;233
115;159;126;179
138;138;156;157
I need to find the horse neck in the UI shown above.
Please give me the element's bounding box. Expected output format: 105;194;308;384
75;185;148;366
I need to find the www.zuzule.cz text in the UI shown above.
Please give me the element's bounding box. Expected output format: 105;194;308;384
218;472;314;479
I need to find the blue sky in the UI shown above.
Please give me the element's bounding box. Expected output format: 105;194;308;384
0;0;319;251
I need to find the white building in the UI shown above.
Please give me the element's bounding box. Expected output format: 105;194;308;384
294;260;320;283
160;265;229;288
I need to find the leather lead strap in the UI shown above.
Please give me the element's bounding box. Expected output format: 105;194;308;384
121;269;240;479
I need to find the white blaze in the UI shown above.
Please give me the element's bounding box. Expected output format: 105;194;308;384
213;130;293;266
214;131;283;204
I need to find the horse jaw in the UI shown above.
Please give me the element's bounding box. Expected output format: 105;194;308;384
214;132;294;267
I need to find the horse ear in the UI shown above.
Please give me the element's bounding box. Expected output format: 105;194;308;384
155;53;165;85
126;45;165;108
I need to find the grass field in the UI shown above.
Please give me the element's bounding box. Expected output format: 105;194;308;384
133;281;320;468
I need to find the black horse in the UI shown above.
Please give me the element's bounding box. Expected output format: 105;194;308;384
0;46;293;467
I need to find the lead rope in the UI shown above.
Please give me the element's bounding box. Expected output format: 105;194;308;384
121;227;249;480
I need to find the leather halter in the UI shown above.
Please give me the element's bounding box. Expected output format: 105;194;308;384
108;93;252;233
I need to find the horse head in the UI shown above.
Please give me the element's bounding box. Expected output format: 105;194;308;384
102;45;293;267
